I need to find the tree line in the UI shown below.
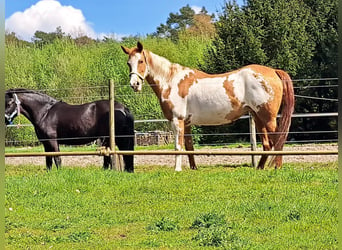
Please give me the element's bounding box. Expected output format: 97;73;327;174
5;0;337;145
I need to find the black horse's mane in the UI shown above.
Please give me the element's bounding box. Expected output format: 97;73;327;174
6;88;59;104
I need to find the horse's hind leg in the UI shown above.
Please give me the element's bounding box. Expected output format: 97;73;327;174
184;125;197;170
116;136;134;173
254;116;275;169
262;118;283;169
256;128;272;169
103;155;111;169
270;131;284;169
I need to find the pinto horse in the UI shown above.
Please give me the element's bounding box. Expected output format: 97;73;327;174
121;42;294;171
5;88;134;172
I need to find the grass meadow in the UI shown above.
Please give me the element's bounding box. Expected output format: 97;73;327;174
5;161;337;249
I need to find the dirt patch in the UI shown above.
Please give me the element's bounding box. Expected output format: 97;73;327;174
5;143;337;169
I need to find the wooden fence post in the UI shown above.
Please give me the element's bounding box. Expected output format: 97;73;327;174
109;79;123;171
249;113;257;167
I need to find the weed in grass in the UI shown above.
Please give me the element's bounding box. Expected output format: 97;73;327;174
192;225;235;247
67;231;92;242
285;209;301;222
190;212;226;229
191;212;237;247
147;217;179;232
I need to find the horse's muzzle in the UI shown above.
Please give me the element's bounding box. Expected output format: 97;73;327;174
130;81;142;92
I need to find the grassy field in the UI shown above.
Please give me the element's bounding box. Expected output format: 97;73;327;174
5;162;337;249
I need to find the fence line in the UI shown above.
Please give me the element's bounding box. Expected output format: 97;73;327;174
6;112;337;127
21;81;337;104
5;149;338;158
5;80;338;167
16;77;337;94
5;112;338;158
5;113;338;144
294;95;338;102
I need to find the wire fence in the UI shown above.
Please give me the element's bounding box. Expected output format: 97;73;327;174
5;78;338;148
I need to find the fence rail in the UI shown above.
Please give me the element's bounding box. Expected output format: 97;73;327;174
5;80;338;170
5;112;338;127
4;149;338;158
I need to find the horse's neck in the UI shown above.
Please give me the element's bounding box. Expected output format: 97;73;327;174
19;93;55;125
146;51;188;92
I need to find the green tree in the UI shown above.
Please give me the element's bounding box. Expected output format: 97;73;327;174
201;0;313;76
154;5;214;41
5;31;32;47
32;26;70;47
199;0;337;143
292;0;338;141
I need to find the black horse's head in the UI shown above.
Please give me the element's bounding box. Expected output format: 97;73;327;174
5;91;21;125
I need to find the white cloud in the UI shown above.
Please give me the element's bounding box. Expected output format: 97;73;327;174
191;6;203;14
5;0;98;41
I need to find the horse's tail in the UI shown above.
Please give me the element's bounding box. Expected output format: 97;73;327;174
274;69;295;150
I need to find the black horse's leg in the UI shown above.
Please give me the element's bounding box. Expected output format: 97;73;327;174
116;133;134;173
102;138;112;170
53;143;62;169
43;142;54;171
54;156;62;169
43;140;60;170
103;155;111;170
45;156;53;171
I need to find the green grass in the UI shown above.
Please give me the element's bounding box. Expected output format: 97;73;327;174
5;162;337;249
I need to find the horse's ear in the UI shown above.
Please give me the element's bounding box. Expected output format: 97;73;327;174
137;41;143;52
121;46;131;55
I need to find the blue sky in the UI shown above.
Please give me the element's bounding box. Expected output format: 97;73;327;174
5;0;244;41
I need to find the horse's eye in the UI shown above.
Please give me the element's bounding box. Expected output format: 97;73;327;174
138;60;143;64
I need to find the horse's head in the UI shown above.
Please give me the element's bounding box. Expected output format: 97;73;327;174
5;91;21;125
121;41;149;92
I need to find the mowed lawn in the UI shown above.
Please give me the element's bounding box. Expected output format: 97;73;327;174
5;162;337;249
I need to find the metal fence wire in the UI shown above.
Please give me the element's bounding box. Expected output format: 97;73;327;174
5;79;338;161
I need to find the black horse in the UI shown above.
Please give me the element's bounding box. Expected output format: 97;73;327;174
5;88;134;172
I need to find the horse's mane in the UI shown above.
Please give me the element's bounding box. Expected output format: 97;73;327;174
146;50;189;81
6;88;58;104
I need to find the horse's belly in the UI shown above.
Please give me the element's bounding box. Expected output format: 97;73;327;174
187;103;235;126
185;82;239;125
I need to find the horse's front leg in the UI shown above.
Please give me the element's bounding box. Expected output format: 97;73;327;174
43;140;61;170
184;125;197;170
172;118;184;171
45;156;53;171
54;156;61;169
